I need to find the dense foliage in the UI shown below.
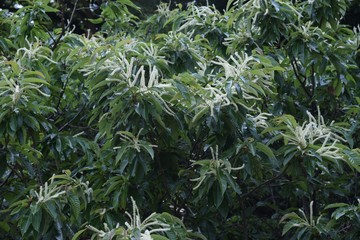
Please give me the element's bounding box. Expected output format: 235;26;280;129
0;0;359;239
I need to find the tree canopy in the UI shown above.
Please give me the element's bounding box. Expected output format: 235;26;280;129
0;0;360;239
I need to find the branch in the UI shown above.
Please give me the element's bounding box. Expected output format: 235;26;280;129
7;163;25;182
240;165;289;198
51;0;79;50
66;0;79;30
293;59;307;79
51;0;66;50
58;104;86;132
291;60;312;98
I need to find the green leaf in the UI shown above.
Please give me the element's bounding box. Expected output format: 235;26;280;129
19;213;32;236
332;79;342;96
115;146;128;166
279;212;302;224
278;115;298;128
332;208;349;220
344;150;360;172
31;208;42;232
6;61;21;75
141;143;155;159
88;18;104;24
256;142;277;164
324;203;349;209
151;235;169;240
283;147;298;166
223;171;241;194
72;229;87;240
212;181;224;208
282;220;298;236
0;221;10;232
44;202;58;220
68;193;81;220
22;77;49;85
217;174;227;198
186;231;207;240
0;109;10;123
41;5;60;12
9;115;17;132
56;138;62;153
191;107;208;126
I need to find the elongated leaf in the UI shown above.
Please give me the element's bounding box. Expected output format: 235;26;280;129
19;213;32;236
44;202;58;220
72;229;87;240
141;143;155;159
6;61;21;75
22;77;49;85
256;142;277;165
68;193;81;220
31;208;42;232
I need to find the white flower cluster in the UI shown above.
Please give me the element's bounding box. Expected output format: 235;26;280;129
125;197;170;238
87;197;170;240
247;111;272;129
191;146;244;190
282;108;345;160
34;181;66;204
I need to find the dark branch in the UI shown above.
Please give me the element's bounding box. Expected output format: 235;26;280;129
241;165;289;198
291;59;312;98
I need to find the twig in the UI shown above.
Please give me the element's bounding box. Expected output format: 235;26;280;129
51;0;78;50
58;104;86;132
51;0;66;50
290;60;312;98
293;59;306;79
7;163;25;182
66;0;79;30
241;165;289;198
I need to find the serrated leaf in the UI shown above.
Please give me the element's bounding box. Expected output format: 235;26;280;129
105;176;124;195
344;149;360;172
68;193;81;220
